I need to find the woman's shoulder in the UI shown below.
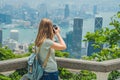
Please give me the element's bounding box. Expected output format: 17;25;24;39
44;38;54;46
45;38;53;42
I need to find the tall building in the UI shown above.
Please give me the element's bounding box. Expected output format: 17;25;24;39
0;0;4;9
64;4;70;19
0;29;2;46
0;13;12;24
37;3;47;18
87;16;103;56
94;15;103;31
81;42;87;57
65;31;73;53
10;30;19;41
72;18;83;57
93;5;97;15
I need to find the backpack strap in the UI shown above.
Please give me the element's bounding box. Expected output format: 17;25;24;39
42;48;51;68
36;45;51;68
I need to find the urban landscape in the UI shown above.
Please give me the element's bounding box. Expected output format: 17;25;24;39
0;0;120;80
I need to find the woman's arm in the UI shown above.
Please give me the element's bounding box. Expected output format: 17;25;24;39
51;28;66;50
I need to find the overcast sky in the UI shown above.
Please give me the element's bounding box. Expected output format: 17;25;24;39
2;0;120;9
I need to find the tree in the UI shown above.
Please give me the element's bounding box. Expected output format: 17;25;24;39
83;11;120;61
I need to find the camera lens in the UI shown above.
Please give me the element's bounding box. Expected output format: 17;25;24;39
53;25;57;29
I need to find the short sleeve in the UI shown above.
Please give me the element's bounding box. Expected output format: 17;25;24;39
45;39;54;49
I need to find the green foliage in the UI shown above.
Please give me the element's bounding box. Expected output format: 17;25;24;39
9;68;27;80
59;68;73;79
0;47;15;60
28;43;34;53
14;52;31;58
55;50;69;57
0;46;31;61
58;69;96;80
82;46;120;62
0;69;27;80
0;43;2;48
108;70;120;80
73;70;96;80
0;74;11;80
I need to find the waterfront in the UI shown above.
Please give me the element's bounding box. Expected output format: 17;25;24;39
1;12;116;44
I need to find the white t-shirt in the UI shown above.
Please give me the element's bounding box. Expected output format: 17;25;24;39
38;39;58;72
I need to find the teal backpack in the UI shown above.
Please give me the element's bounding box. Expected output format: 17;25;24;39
21;47;51;80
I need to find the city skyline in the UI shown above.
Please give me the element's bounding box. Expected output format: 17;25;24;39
0;0;120;57
0;1;120;80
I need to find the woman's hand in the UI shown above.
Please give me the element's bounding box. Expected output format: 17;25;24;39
54;27;60;35
51;27;66;50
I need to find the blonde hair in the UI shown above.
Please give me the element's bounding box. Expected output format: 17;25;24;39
35;18;54;47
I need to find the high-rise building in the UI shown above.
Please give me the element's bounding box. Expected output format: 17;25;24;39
0;13;12;24
94;15;103;31
10;30;19;41
0;0;4;9
87;16;103;56
0;29;2;46
64;4;70;19
72;18;83;56
65;31;73;53
81;42;87;57
93;5;97;15
37;3;47;18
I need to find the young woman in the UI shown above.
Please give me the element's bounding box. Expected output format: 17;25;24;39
35;18;66;80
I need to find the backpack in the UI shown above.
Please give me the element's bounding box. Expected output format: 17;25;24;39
21;47;51;80
27;53;43;80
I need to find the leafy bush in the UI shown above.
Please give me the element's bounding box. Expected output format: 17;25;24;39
28;43;34;53
55;50;69;57
73;70;96;80
59;68;73;79
0;48;15;60
0;74;11;80
9;68;27;80
108;71;120;80
14;52;31;58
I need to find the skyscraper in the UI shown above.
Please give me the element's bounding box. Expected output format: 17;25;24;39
65;31;73;53
72;18;83;57
0;29;2;46
10;30;19;42
37;3;47;18
87;16;103;56
0;13;12;24
94;15;103;31
64;4;70;19
93;5;97;15
0;0;4;9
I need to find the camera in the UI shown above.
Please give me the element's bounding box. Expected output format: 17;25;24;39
53;24;58;33
53;24;58;29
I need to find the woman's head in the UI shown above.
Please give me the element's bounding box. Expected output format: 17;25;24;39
35;18;54;47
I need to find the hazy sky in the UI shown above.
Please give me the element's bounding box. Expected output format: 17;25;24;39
2;0;120;9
